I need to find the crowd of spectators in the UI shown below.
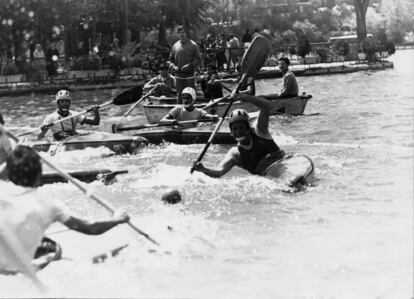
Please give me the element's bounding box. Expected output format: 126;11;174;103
198;29;254;73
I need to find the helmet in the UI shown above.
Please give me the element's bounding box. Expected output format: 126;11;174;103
229;109;249;125
181;87;196;102
55;90;71;103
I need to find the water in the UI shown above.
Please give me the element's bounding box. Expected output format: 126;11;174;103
0;50;413;298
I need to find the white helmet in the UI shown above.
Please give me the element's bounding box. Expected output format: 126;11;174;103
55;90;71;103
229;109;250;125
181;87;196;102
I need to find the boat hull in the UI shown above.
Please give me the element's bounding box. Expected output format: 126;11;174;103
143;94;311;124
33;131;148;154
40;169;128;185
135;127;235;145
263;153;315;187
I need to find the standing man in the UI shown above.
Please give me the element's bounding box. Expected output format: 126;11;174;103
277;57;298;98
169;26;202;104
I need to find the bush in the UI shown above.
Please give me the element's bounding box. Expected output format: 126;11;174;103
297;35;311;58
334;40;350;56
385;41;396;55
362;37;377;62
288;45;297;55
316;47;330;63
1;62;19;76
72;55;101;70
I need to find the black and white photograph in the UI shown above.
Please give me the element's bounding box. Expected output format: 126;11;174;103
0;0;413;298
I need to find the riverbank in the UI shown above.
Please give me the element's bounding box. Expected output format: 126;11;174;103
0;59;393;97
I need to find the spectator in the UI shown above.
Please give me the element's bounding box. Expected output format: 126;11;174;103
241;29;252;49
45;41;59;79
216;33;227;72
33;43;46;77
228;34;240;71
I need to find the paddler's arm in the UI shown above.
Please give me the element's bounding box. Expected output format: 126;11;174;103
234;93;270;133
160;106;179;125
82;106;100;125
37;121;51;140
192;156;236;178
61;211;129;235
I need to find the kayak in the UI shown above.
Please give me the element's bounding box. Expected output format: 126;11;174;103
262;153;315;187
46;226;130;264
134;127;235;145
33;236;62;270
35;228;130;270
143;94;312;124
32;131;148;154
40;169;128;185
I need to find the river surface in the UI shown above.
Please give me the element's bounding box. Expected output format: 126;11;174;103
0;50;413;298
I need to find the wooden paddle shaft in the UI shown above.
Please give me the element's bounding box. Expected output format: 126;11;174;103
114;119;215;132
190;98;234;174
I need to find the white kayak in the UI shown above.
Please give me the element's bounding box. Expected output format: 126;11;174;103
262;153;315;187
45;225;132;264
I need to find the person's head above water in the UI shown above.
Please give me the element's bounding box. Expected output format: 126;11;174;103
6;145;42;187
228;108;251;143
161;189;182;205
55;89;72;116
181;87;196;111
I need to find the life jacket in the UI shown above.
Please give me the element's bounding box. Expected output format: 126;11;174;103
238;132;284;174
53;114;77;141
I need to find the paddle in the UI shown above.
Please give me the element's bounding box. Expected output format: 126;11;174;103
112;118;216;133
17;86;143;138
190;34;271;174
123;85;158;117
5;129;160;247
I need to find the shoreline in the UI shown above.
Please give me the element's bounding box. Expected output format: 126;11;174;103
0;60;393;97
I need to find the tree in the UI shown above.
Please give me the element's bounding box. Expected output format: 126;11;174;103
354;0;370;41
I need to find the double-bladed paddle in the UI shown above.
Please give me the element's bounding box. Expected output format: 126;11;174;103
17;86;143;138
190;34;272;174
112;118;216;133
4;127;160;247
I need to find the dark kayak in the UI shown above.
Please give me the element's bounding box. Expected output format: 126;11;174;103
32;131;148;154
135;127;235;145
40;169;128;185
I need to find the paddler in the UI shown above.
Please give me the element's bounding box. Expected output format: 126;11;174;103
192;93;286;178
159;87;218;128
143;62;176;97
0;145;129;274
276;57;298;98
37;90;100;141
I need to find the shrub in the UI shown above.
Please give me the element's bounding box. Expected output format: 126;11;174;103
297;35;311;58
72;55;101;70
362;37;377;62
1;62;19;76
288;45;297;55
334;40;350;56
316;47;330;63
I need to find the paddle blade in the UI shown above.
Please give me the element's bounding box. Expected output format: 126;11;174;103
112;86;143;105
240;34;272;83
